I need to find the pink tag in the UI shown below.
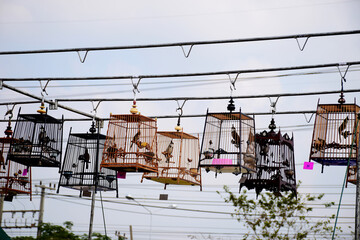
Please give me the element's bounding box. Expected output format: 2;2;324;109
212;158;233;165
23;169;28;176
303;162;314;170
117;171;126;179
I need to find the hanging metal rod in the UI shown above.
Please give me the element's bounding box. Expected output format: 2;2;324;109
0;30;359;55
2;83;100;120
55;89;360;102
2;61;360;82
0;100;40;106
0;110;317;122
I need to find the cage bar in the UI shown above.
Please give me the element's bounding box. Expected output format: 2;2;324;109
309;101;360;170
240;119;297;196
199;109;256;176
142;131;201;188
58;127;118;195
0;123;31;200
7;113;63;168
100;113;158;173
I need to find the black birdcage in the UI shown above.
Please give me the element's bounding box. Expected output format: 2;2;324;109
240;118;296;197
199;109;256;176
309;100;360;172
58;126;118;196
0;122;32;200
142;131;202;188
100;113;159;173
7;112;63;168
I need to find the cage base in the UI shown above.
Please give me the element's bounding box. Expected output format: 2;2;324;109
143;176;200;186
101;163;157;173
311;158;356;166
8;154;60;167
59;184;117;192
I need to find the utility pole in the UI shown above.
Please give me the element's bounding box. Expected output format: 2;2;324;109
35;183;55;238
0;194;4;226
88;191;96;240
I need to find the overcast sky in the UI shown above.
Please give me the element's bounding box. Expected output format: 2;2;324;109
1;0;360;239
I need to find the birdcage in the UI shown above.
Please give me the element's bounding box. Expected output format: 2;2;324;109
309;100;360;171
240;118;296;196
7;113;63;168
199;109;256;176
100;113;158;173
0;124;31;199
142;131;202;188
58;127;118;195
347;165;357;185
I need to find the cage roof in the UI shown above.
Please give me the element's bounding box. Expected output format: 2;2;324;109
19;113;62;123
318;103;360;113
208;112;253;121
110;114;156;122
157;131;198;139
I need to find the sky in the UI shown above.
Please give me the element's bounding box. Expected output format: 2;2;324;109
0;0;360;239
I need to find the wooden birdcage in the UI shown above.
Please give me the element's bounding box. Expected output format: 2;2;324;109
58;126;118;196
100;113;158;173
0;123;32;200
7;113;63;168
309;100;360;171
142;131;202;188
347;165;357;185
240;119;297;196
199;109;256;176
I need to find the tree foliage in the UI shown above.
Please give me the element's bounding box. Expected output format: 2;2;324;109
12;221;111;240
219;185;343;240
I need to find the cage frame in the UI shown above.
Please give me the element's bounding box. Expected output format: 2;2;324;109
6;111;64;168
309;99;360;172
100;113;159;173
57;126;119;197
198;108;256;175
141;130;202;189
239;126;297;197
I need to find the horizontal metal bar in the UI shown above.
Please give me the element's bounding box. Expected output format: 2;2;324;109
0;110;317;122
55;88;360;102
2;83;100;121
0;30;359;55
1;61;360;82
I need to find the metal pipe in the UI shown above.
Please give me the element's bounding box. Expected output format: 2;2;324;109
0;30;359;55
1;61;360;82
2;83;100;121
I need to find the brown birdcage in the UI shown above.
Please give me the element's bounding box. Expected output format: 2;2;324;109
309;100;360;172
347;165;357;185
7;112;63;168
100;113;158;173
199;109;256;176
240;118;296;197
142;131;202;188
0;123;32;200
58;125;118;196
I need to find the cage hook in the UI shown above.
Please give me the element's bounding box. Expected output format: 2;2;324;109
268;96;280;115
227;73;240;91
131;77;142;96
180;45;194;58
295;37;310;51
175;100;187;131
337;64;350;104
4;104;15;120
39;80;50;97
303;113;315;123
77;50;89;63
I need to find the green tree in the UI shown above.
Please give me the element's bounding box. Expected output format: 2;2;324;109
12;221;110;240
219;185;343;240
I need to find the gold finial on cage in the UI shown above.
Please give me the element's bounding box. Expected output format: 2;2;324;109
37;102;46;114
130;100;138;114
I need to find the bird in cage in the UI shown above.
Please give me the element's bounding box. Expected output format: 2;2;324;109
136;141;151;151
260;143;270;156
231;125;242;148
202;140;215;160
144;151;155;162
338;116;349;138
312;138;326;153
162;140;174;163
284;169;294;180
38;126;51;145
340;131;352;139
130;130;141;149
78;147;90;169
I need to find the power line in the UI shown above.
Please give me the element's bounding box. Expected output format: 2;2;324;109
0;30;359;56
1;61;360;82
